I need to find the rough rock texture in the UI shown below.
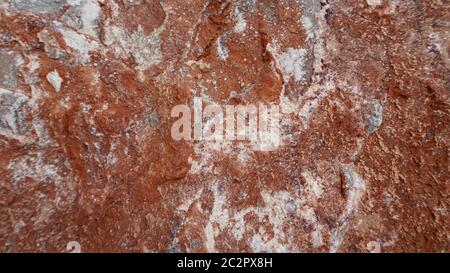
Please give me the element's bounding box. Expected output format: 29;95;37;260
0;0;448;252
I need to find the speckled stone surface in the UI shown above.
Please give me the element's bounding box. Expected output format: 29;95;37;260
0;0;448;252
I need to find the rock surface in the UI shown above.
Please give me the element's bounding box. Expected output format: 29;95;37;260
0;0;448;252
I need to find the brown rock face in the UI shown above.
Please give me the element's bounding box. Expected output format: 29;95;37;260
0;0;448;253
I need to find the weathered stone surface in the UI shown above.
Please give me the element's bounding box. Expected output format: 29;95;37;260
0;49;23;89
0;0;448;253
11;0;67;14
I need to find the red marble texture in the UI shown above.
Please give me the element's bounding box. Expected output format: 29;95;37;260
0;0;448;252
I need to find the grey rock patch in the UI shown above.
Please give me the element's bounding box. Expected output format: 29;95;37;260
367;101;383;133
149;111;159;129
240;0;257;14
0;88;32;137
300;0;321;40
0;48;24;89
11;0;67;14
0;33;14;43
61;7;84;33
61;0;101;38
